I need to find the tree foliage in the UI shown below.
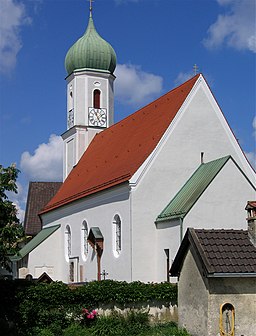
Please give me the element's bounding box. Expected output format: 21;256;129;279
0;164;24;271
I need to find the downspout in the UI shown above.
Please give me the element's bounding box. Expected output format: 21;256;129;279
179;217;183;244
130;187;133;282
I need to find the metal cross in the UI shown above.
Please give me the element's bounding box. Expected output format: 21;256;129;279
193;64;199;75
88;0;94;13
100;269;108;280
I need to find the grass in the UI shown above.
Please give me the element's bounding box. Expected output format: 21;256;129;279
60;321;190;336
37;312;191;336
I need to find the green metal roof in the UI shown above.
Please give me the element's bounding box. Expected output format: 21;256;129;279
156;156;232;223
89;227;104;240
65;15;116;75
11;225;60;261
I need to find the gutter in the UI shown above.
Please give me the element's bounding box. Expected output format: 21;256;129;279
180;218;183;243
207;273;256;278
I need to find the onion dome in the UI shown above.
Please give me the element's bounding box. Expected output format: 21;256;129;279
65;14;116;75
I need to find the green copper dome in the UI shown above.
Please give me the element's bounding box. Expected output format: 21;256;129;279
65;15;116;75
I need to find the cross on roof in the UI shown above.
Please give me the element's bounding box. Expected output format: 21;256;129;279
193;64;199;75
88;0;94;14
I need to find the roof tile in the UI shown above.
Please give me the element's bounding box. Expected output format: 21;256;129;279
194;229;256;274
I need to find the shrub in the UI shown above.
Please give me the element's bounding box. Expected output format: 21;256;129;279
6;279;176;335
73;280;177;306
37;328;55;336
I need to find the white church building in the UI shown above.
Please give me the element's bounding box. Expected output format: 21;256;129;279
15;9;255;283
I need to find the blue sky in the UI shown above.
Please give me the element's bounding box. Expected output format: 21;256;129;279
0;0;255;220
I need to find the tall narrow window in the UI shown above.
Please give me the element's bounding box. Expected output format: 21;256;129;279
113;215;121;256
82;220;89;258
65;225;71;260
69;261;74;282
93;89;101;109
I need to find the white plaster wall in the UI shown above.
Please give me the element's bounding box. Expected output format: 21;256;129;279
131;81;255;283
184;159;255;233
63;71;115;180
39;184;131;282
27;228;63;281
178;249;209;336
155;160;255;283
156;220;181;281
30;78;255;284
67;70;114;127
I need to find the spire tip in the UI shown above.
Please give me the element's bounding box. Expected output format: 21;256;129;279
89;0;94;17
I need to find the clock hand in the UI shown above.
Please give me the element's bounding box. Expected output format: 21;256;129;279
95;111;101;122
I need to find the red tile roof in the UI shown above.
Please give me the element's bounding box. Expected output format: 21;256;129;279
41;74;200;214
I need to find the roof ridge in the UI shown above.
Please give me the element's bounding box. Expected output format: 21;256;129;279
196;228;247;232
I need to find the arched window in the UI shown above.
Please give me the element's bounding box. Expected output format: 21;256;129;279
69;85;73;108
82;220;89;258
113;215;121;256
65;225;71;260
93;89;101;109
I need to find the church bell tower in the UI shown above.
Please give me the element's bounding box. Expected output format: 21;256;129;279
62;6;116;180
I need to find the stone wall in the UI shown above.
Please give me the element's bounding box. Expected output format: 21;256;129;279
177;248;209;336
208;277;256;336
96;302;178;323
177;247;256;336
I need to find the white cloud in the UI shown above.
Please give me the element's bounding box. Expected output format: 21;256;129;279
115;63;163;106
174;71;193;86
204;0;256;53
20;134;63;181
0;0;31;74
7;181;26;222
253;116;256;138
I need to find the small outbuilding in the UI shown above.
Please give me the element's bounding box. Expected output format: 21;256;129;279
170;209;256;336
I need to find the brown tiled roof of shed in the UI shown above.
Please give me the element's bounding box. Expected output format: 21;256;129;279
171;228;256;277
24;182;62;236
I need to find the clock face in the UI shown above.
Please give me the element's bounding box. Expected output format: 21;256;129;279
88;108;107;127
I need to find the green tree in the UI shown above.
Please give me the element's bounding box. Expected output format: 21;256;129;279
0;164;24;272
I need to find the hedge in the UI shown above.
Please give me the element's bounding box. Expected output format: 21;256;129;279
0;279;177;335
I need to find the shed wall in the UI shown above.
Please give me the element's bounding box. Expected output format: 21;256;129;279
177;248;209;336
